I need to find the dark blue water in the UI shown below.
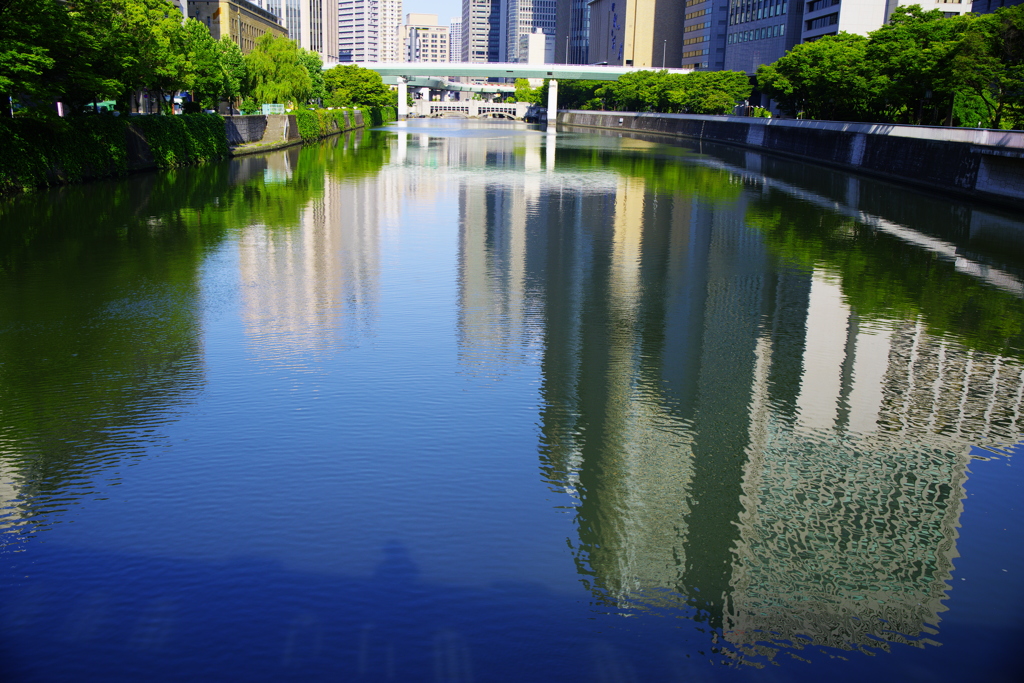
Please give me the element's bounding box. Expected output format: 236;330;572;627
1;120;1022;681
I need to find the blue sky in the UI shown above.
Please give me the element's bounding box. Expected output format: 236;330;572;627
403;0;464;25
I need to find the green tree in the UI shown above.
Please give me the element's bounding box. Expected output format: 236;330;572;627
218;36;245;114
116;0;190;113
244;33;312;107
757;33;885;121
299;49;326;105
183;18;222;109
952;4;1024;128
322;64;394;107
668;71;752;114
558;80;605;109
512;78;543;104
865;5;973;125
0;0;61;113
592;70;750;114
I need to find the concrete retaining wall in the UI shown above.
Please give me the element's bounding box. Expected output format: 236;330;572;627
224;116;268;145
227;111;367;154
559;111;1024;208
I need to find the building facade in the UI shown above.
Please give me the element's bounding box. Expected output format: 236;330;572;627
188;0;288;54
587;0;684;67
502;0;557;63
450;18;464;61
463;0;502;63
971;0;1023;11
338;0;404;62
402;14;450;63
723;0;801;73
554;0;589;63
800;1;971;44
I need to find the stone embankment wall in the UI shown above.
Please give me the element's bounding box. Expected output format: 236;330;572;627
559;111;1024;208
224;116;268;145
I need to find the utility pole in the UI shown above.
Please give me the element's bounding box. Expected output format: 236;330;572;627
662;40;667;68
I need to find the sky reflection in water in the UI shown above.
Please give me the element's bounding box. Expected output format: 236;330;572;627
0;120;1022;682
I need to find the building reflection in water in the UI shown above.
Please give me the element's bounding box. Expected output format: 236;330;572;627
239;137;394;361
452;131;1024;660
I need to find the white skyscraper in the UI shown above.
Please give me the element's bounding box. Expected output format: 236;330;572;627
449;17;463;61
339;0;404;62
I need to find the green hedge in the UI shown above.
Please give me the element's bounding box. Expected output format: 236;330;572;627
0;115;130;194
132;113;228;168
293;109;349;140
360;106;397;127
293;107;397;142
0;113;229;195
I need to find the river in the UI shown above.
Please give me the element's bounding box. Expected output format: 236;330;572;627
0;119;1022;681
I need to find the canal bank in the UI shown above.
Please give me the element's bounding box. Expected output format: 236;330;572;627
0;107;396;196
559;110;1024;209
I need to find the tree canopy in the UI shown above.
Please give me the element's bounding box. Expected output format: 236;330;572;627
548;71;751;115
322;64;395;108
1;0;336;116
757;4;1024;128
244;34;312;107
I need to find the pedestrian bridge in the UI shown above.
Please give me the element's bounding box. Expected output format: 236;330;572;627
342;62;695;131
419;102;530;119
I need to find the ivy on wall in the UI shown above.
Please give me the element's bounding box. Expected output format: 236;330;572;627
0;114;229;196
293;107;396;142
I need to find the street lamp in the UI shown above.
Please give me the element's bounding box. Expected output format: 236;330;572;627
662;40;667;68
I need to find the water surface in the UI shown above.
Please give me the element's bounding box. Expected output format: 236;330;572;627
1;120;1022;681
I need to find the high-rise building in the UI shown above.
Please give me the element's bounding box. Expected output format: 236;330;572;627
554;0;589;63
339;0;404;62
450;18;464;61
251;0;337;61
587;0;684;67
723;0;801;74
463;0;501;63
402;13;450;62
263;0;301;40
502;0;557;63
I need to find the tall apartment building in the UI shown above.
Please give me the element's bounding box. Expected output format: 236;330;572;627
587;0;684;67
463;0;502;62
402;13;450;62
502;0;557;63
339;0;404;62
450;18;463;61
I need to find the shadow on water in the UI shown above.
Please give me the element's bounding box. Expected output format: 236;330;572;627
0;540;709;683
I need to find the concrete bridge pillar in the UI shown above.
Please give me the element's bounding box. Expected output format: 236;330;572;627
546;79;558;133
397;76;408;121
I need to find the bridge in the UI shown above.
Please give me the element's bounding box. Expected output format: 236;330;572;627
342;62;695;131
